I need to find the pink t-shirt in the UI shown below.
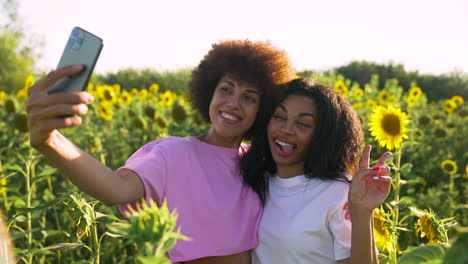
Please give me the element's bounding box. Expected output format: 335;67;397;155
118;136;262;262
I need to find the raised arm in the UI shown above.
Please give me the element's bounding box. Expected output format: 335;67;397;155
338;145;392;264
27;65;144;206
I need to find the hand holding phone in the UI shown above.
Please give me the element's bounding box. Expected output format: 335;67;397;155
48;27;103;94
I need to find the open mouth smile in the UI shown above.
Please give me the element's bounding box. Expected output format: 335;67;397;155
274;138;296;156
220;111;241;123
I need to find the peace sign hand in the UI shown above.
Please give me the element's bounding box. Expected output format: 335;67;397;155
348;145;393;213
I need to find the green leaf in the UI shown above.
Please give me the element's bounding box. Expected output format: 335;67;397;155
41;229;70;239
0;172;16;181
2;164;23;172
444;232;468;264
41;242;84;251
37;167;57;177
95;211;121;223
15;197;62;213
137;255;171;264
102;231;125;239
398;245;445;264
400;163;413;175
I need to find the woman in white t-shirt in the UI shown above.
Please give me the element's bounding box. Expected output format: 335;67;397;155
241;77;392;264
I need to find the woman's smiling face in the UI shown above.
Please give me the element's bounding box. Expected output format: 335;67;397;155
207;74;261;147
267;94;318;178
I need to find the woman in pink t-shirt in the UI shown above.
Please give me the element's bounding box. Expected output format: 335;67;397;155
242;77;393;264
26;40;296;263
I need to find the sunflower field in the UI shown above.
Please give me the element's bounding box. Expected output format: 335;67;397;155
0;70;467;263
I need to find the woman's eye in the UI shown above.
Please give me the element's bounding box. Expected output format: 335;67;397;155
297;122;311;128
220;87;231;93
245;95;256;103
272;114;285;120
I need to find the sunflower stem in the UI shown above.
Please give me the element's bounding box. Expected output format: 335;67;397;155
391;148;402;264
449;174;454;193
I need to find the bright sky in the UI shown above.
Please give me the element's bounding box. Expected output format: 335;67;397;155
12;0;468;75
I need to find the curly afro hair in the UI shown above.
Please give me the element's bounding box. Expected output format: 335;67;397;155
188;39;296;139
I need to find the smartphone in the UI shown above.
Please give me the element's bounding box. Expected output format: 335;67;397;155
48;27;103;94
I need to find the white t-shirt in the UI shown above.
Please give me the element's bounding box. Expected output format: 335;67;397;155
252;174;352;264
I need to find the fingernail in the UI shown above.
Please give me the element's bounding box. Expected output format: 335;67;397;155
373;176;380;180
79;104;88;114
372;166;381;171
87;94;94;103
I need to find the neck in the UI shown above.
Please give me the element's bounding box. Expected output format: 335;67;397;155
276;166;305;179
198;128;243;149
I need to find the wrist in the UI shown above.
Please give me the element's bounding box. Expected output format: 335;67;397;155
349;205;374;219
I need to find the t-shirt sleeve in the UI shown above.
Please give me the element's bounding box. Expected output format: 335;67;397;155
117;141;168;217
329;185;352;260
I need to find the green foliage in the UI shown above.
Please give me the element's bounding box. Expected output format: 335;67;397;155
0;0;35;93
398;245;445;264
0;28;33;92
326;61;468;100
95;68;192;94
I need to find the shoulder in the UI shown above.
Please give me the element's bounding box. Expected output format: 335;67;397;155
140;136;191;152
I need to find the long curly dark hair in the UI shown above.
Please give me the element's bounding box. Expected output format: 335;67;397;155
241;77;364;205
188;39;296;139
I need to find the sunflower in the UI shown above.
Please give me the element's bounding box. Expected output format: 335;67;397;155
352;88;364;99
406;95;419;107
369;105;410;150
366;99;378;110
172;102;187;122
98;102;113;121
465;165;468;179
413;128;424;139
13;113;28;132
158;90;176;107
156;117;167;128
4;99;16;113
408;86;423;98
113;84;121;96
119;91;132;104
133;116;147;130
373;208;396;253
86;82;95;92
446;122;456;130
100;85;117;104
459;109;468;118
0;178;7;195
434;128;447;138
451;95;464;105
24;74;35;88
131;88;138;95
149;83;160;94
144;106;157;120
352;102;363;109
443;99;457;113
441;160;458;175
16;88;28;100
138;89;148;101
410;207;451;246
0;91;5;103
418;115;430;126
378;90;394;105
334;80;349;98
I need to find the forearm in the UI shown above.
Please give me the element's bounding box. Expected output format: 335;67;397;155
37;131;133;205
349;208;378;264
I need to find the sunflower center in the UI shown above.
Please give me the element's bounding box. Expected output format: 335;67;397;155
381;114;401;136
104;90;114;101
443;163;454;172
